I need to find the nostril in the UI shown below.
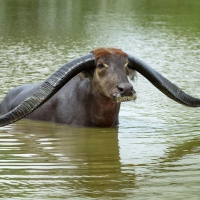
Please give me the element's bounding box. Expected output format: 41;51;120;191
117;86;124;93
131;86;133;91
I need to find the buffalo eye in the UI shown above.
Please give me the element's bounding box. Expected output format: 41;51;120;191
97;63;104;69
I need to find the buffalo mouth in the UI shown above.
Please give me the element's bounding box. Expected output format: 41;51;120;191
115;95;137;103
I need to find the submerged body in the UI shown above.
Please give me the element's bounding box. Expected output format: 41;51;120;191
0;76;121;127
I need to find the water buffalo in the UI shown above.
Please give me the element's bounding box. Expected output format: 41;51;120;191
0;47;200;127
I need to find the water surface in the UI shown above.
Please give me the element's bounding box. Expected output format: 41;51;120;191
0;0;200;199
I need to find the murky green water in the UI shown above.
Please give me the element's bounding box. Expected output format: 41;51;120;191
0;0;200;199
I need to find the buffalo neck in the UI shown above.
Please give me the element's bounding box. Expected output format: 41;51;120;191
86;81;120;127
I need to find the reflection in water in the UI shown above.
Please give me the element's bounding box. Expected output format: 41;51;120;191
161;138;200;163
0;121;135;199
0;0;200;199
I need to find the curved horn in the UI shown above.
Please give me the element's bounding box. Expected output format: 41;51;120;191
0;53;95;127
128;54;200;107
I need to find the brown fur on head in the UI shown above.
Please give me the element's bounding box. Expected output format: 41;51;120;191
80;47;136;80
92;47;127;60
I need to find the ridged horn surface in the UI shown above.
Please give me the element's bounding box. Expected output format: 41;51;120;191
128;54;200;107
0;53;95;127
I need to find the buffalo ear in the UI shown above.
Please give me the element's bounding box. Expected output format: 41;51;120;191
79;68;95;80
126;65;136;80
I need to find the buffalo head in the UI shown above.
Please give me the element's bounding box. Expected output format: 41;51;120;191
81;48;136;103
